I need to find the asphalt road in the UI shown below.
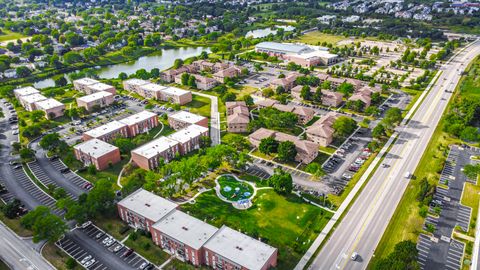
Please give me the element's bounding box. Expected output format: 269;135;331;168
0;223;55;270
307;39;480;270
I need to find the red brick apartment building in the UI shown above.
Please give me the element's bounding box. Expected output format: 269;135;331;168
168;111;209;130
73;138;121;170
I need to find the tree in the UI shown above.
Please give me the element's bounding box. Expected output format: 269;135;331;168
63;51;83;65
39;133;61;150
372;124;387;138
1;199;22;218
114;137;136;154
463;164;480;179
30;110;45;122
277;141;297;162
243;95;254;106
384;108;403;127
460;127;479;142
181;73;189;85
221;92;236;102
53;75;67;87
333;116;357;138
337;82;354;96
222;134;250;151
20;148;35;160
321;80;331;90
118;72;128;80
268;169;293;194
187;76;197;88
300;85;311;100
173;58;183;69
16;66;31;77
21;206;67;243
373;240;419;270
259;137;278;155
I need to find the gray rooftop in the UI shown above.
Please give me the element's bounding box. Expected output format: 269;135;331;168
73;138;118;158
118;189;178;223
256;41;310;54
152;210;218;250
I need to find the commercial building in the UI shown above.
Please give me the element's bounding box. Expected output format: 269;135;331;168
226;101;250;133
120;110;159;137
83;120;128;142
249;128;319;164
255;42;339;67
131;137;180;170
203;226;278;270
159;86;192;105
34;98;65;119
166;124;209;155
117;189;178;233
132;124;208;170
123;79;150;93
13;86;40;98
151;210;218;266
73;139;121;170
306;112;339;147
18;93;47;111
168;111;209;130
76;91;114;111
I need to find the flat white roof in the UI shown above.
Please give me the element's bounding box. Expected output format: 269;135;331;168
256;41;309;54
74;78;99;86
120;111;157;126
132;136;179;159
124;78;150;87
77;91;113;103
74;138;118;158
152;210;218;250
290;50;338;60
169;111;206;124
20;93;47;104
89;82;114;92
14;86;39;97
34;98;64;110
118;189;177;223
167;124;208;144
162;86;190;96
140;83;167;92
84;120;126;138
204;226;277;270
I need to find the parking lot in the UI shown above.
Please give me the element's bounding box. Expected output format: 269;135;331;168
50;158;92;190
27;160;76;199
417;145;474;270
57;223;152;270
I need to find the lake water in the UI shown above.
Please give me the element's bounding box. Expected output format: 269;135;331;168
245;25;296;39
34;46;209;89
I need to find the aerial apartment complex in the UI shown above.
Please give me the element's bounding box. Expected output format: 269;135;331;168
73;78;116;95
118;189;278;270
123;79;192;105
14;86;65;119
73;138;121;170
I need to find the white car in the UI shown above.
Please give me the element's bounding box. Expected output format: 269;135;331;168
80;255;92;265
105;238;115;247
351;252;358;261
139;262;149;269
102;237;111;245
405;172;411;179
84;259;96;267
12;130;19;135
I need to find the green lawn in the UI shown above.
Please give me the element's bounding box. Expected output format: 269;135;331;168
124;234;170;265
42;242;82;270
293;32;348;46
461;182;480;237
0;29;26;42
180;189;333;270
218;175;254;201
183;95;211;117
0;259;8;270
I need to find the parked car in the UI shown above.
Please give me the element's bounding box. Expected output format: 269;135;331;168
84;259;96;267
123;248;134;257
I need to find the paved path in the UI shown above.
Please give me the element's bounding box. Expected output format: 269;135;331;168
0;222;55;270
301;39;480;270
192;92;220;145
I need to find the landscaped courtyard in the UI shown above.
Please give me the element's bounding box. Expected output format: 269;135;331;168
217;175;254;202
180;189;333;269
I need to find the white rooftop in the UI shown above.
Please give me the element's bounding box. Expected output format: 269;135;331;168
167;124;208;144
162;86;190;96
74;138;118;158
140;83;167;92
34;98;64;110
118;189;177;223
169;111;206;124
124;78;150;86
77;91;113;103
256;41;311;54
84;120;127;138
89;82;114;92
74;78;99;86
131;136;179;159
290;50;338;60
152;210;218;250
20;93;47;104
120;111;157;126
204;226;277;270
14;86;39;97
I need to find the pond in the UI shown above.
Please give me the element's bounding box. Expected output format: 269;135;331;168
33;46;210;89
245;25;296;39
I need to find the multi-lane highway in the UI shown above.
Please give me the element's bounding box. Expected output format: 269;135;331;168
308;39;480;270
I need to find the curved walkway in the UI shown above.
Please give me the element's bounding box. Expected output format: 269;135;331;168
214;174;272;209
